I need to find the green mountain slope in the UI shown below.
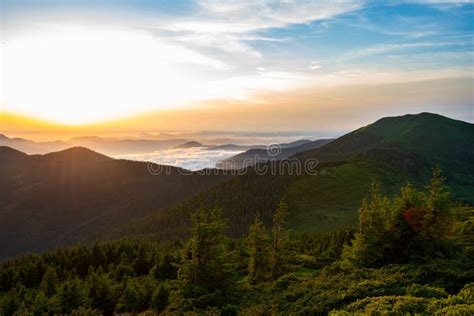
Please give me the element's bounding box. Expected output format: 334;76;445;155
296;112;474;202
116;113;473;240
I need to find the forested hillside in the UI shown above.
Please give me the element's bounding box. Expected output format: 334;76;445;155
0;147;230;259
116;113;474;241
296;113;474;201
1;171;472;314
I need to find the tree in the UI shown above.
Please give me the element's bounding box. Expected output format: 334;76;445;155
54;278;85;314
247;215;270;284
117;279;142;313
342;182;396;267
343;170;454;268
87;271;117;316
151;284;169;313
270;200;290;278
178;208;235;300
40;266;59;297
32;292;49;316
422;166;452;240
150;253;178;281
0;293;19;316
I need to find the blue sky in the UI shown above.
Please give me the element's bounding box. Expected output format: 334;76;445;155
1;0;473;130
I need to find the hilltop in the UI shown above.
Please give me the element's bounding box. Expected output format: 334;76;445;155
174;141;205;149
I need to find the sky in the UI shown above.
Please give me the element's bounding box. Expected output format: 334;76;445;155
1;0;473;135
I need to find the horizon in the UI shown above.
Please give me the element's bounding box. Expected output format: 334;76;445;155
1;0;473;134
2;111;471;143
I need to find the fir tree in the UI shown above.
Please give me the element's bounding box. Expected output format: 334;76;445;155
54;278;85;314
270;200;290;278
178;208;235;299
151;284;169;313
117;279;141;313
40;266;59;297
87;271;117;316
247;215;270;284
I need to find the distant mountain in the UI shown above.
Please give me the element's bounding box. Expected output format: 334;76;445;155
69;137;189;155
207;144;266;151
217;139;333;169
280;139;313;148
116;113;474;242
0;134;192;156
0;147;230;259
0;134;71;154
174;141;205;149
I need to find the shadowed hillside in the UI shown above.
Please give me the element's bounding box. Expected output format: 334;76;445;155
0;147;231;259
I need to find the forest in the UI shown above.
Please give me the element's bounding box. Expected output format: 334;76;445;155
1;167;473;315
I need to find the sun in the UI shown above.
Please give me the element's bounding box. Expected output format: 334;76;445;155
1;24;227;124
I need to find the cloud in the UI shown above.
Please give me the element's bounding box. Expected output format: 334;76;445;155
341;41;469;60
309;61;321;70
144;0;365;56
3;0;473;125
114;147;245;171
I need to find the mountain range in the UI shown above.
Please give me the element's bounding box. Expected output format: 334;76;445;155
217;138;334;169
115;113;474;242
1;112;472;259
0;133;318;157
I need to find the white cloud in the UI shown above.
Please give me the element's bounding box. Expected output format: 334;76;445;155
114;147;245;171
341;41;469;60
146;0;365;57
2;0;472;124
309;61;321;70
308;68;474;87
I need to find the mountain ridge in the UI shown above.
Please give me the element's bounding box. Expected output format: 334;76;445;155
115;112;474;242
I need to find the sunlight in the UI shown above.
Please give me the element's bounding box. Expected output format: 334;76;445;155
1;24;229;124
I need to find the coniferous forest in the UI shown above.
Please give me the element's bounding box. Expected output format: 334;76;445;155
1;168;473;315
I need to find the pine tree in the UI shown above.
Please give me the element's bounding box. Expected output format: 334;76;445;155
151;253;178;281
270;200;290;278
40;266;59;297
342;172;454;268
55;278;84;314
151;284;169;313
247;215;270;284
32;292;49;316
178;208;234;298
87;271;116;316
117;279;141;313
341;182;394;267
422;166;451;241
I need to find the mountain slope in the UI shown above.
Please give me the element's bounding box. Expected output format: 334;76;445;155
0;147;230;259
218;138;334;169
116;113;474;241
296;113;474;202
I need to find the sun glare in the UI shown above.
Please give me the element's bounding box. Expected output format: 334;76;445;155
1;25;231;124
